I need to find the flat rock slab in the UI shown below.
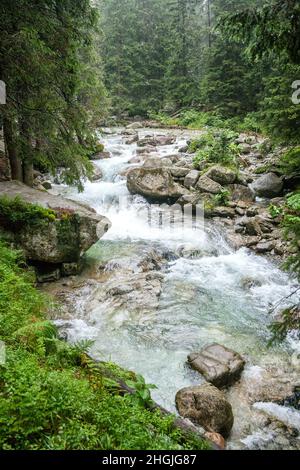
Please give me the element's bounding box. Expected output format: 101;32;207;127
188;343;245;388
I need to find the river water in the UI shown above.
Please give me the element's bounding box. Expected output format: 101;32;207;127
53;127;300;450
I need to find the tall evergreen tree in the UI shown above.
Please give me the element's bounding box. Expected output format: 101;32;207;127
0;0;107;189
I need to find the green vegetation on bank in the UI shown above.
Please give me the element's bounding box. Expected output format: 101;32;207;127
191;130;240;169
0;241;209;450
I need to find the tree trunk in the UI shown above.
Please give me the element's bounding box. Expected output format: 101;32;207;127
207;0;212;49
23;159;34;186
21;118;34;187
3;117;23;181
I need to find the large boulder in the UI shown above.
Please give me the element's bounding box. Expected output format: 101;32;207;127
205;166;237;185
196;176;223;194
126;167;184;202
188;343;245;388
175;383;234;437
0;181;111;265
251;173;283;198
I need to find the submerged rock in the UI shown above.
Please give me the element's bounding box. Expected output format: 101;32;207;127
91;151;111;160
91;163;103;181
175;383;234;437
188;343;245;388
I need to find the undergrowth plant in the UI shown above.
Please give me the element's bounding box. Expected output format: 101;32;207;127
192;130;240;168
0;240;209;451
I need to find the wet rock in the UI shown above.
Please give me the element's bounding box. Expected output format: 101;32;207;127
179;145;188;153
125;134;139;144
228;184;255;202
255;241;274;253
61;262;83;277
42;181;52;190
184;170;200;189
128;156;141;164
175;383;234;437
127;167;184;203
204;432;226;450
236;216;262;236
196;176;223;195
126;122;143;129
252;173;283;198
138;135;175;147
91;163;103;181
136;146;154;155
188;343;245;388
36;265;61;283
245;236;260;248
91;151;111;160
235;207;245;216
205;166;237;185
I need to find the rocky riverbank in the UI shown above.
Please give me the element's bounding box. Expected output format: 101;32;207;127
36;123;299;451
121;123;295;264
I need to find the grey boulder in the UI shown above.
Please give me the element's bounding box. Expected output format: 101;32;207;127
188;343;245;388
252;173;283;198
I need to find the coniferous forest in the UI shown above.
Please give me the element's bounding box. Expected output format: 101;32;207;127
0;0;299;456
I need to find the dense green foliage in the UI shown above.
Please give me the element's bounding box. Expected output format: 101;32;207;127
191;130;239;168
282;193;300;279
0;241;209;450
100;0;300;145
0;0;107;189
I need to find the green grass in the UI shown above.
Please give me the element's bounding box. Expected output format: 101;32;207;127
0;241;209;450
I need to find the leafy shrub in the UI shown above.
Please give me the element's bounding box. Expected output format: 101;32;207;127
125;374;157;407
279;147;300;176
0;242;46;342
214;189;231;206
192;130;240;168
269;204;283;219
282;193;300;278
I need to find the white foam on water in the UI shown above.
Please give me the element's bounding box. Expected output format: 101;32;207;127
253;402;300;431
53;128;300;449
